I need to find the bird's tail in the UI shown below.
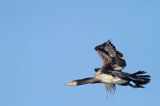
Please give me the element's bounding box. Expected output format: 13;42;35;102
129;71;151;88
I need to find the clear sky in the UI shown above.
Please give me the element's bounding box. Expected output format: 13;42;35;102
0;0;159;106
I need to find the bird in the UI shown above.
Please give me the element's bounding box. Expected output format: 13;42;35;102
66;40;151;93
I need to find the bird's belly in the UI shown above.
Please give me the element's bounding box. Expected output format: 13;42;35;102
96;74;127;84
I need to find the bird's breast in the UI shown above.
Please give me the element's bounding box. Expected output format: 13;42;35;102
95;73;127;84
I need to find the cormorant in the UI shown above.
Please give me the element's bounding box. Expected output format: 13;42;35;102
66;40;151;93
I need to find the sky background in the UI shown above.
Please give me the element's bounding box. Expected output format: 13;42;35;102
0;0;160;106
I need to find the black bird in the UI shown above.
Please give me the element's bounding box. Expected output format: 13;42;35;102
66;40;151;93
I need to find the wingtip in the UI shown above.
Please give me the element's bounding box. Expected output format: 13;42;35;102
106;39;112;44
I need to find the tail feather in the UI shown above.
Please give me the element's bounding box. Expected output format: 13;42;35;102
136;75;150;78
129;71;151;88
132;71;146;75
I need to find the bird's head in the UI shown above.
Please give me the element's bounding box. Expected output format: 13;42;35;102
66;81;78;86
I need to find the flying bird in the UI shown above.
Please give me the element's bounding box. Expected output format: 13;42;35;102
66;40;151;93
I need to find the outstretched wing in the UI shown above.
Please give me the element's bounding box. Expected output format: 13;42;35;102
96;48;112;68
95;40;126;71
105;40;126;70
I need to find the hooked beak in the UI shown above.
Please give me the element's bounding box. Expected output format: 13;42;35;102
66;81;77;86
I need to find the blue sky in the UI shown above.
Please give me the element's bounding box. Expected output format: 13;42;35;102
0;0;160;106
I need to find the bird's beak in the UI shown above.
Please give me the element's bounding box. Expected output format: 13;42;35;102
66;81;77;86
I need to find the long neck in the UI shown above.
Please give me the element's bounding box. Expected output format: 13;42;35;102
75;77;100;85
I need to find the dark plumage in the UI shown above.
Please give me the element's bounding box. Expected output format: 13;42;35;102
95;40;126;71
66;40;151;94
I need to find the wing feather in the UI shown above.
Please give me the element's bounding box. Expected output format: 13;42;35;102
97;49;112;67
101;40;126;70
